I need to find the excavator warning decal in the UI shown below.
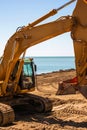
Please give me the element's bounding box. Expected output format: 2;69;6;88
83;0;87;4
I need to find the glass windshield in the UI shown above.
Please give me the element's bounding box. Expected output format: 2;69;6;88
23;63;33;76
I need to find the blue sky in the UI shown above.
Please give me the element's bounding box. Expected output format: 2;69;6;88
0;0;77;57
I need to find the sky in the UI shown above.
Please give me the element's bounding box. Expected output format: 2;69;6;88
0;0;77;57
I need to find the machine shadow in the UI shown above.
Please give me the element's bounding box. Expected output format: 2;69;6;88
14;104;87;129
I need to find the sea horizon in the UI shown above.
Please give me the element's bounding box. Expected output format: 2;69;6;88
27;56;75;74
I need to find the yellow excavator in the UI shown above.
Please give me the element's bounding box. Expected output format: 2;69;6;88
0;0;87;126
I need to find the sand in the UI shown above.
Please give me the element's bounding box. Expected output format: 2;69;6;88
0;69;87;130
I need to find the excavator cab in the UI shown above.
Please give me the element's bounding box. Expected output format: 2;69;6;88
10;58;36;92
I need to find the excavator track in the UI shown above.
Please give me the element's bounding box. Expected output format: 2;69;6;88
24;93;53;113
0;103;15;126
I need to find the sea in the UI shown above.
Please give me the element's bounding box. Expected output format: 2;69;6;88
32;56;75;74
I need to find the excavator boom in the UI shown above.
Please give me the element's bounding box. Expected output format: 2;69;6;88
0;16;73;83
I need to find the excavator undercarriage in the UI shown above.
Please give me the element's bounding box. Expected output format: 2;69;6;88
0;93;52;126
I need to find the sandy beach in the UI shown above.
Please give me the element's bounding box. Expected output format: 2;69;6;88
0;69;87;130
